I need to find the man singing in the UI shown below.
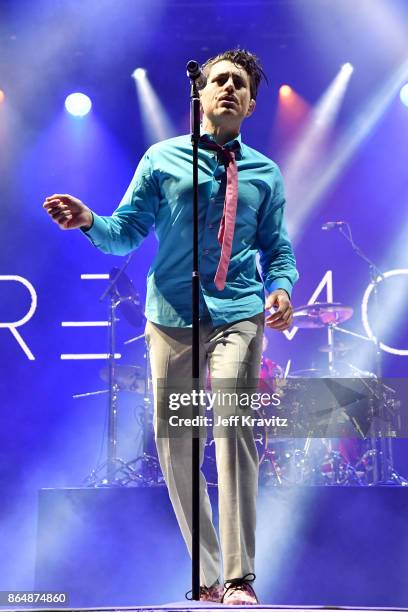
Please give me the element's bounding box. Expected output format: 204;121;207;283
43;49;298;605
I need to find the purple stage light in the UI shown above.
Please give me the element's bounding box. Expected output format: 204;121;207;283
400;83;408;107
64;92;92;117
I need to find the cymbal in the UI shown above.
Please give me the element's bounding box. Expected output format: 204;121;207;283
292;302;353;328
100;364;144;394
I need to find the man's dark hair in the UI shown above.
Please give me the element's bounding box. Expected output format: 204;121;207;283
202;48;267;100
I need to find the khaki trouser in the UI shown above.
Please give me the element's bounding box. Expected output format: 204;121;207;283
145;313;264;587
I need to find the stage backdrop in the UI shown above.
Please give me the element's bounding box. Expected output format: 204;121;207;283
0;0;407;598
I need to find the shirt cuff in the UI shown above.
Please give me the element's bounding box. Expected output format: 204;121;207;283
79;212;106;245
79;211;94;231
265;277;293;298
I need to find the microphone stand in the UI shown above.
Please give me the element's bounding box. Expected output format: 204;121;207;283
187;61;202;600
335;223;397;483
99;252;136;484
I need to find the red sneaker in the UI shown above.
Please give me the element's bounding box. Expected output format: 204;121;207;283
222;573;259;605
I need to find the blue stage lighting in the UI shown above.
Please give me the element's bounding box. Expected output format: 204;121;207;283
400;83;408;107
65;93;92;117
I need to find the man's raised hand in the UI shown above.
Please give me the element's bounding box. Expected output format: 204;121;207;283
43;194;93;230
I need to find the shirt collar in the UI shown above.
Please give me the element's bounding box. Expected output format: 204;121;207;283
199;131;243;160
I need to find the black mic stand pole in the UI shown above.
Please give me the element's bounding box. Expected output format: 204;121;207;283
187;61;202;601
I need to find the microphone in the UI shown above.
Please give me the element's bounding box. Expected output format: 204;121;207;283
321;221;346;231
186;60;207;90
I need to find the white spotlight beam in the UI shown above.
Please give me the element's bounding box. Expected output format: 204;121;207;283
316;63;354;128
282;64;354;238
65;93;92;117
400;83;408;107
132;70;177;145
288;55;408;241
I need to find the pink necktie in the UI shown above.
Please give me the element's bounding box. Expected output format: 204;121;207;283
200;136;239;291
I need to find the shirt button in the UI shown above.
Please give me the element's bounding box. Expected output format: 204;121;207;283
208;224;214;229
203;249;209;255
209;197;215;204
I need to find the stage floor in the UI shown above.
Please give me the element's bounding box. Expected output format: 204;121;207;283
1;604;408;612
32;486;408;610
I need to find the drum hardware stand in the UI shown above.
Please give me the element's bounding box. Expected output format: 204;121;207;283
325;323;377;485
327;325;372;344
333;222;406;485
122;334;162;486
88;259;133;484
260;448;283;485
320;448;363;486
80;256;136;486
73;365;131;486
72;257;149;487
325;323;383;480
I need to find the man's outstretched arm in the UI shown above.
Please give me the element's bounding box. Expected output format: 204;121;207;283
43;149;160;256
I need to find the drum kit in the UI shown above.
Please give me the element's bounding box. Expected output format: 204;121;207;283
256;302;405;486
74;268;406;488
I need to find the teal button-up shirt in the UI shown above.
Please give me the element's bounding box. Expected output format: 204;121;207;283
83;133;299;327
